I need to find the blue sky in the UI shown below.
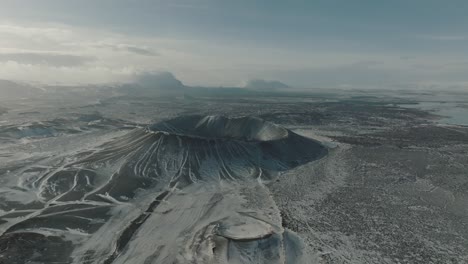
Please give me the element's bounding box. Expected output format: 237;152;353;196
0;0;467;89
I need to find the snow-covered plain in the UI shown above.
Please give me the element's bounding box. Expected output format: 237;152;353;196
1;89;467;263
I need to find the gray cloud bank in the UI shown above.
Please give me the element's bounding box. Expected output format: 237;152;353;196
96;44;159;56
0;52;95;67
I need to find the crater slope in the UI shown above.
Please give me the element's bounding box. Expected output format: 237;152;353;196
0;115;327;264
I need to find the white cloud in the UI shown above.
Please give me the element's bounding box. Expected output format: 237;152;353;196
0;22;467;90
0;61;134;84
0;52;95;67
94;43;159;56
0;22;172;84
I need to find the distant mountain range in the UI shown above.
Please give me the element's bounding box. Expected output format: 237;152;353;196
0;74;291;100
244;79;290;90
116;72;186;96
0;80;43;100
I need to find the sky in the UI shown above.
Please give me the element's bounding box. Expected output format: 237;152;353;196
0;0;467;89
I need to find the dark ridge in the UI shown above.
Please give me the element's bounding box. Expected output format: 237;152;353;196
73;115;327;203
103;191;169;264
244;79;290;90
148;115;288;141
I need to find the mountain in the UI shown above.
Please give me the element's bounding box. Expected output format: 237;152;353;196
0;115;327;263
245;79;290;90
118;72;185;96
134;72;184;89
0;80;43;100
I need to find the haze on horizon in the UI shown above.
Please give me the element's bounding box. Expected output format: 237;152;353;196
0;0;467;90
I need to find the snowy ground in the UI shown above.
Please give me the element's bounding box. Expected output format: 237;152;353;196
0;89;467;263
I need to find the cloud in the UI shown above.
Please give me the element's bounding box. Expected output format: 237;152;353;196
0;22;467;90
0;52;96;67
0;23;170;83
96;43;159;56
0;61;134;84
125;46;158;56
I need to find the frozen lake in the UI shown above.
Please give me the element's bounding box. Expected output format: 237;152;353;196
402;101;468;126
